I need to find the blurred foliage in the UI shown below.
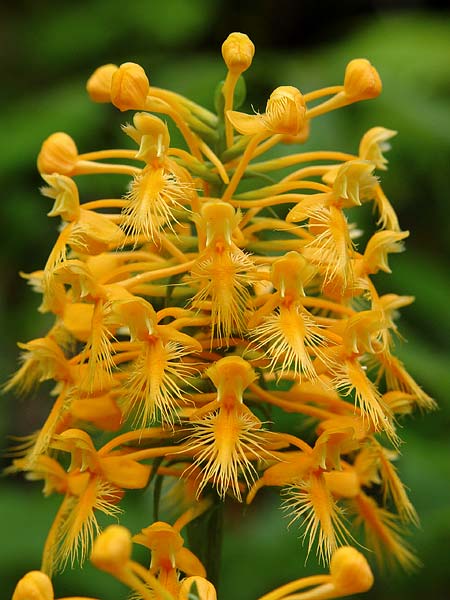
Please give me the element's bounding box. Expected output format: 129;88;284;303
1;3;449;600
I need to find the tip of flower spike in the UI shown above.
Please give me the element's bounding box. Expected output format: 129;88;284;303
86;64;119;103
222;32;255;74
91;525;132;575
344;58;382;101
110;62;150;112
37;132;78;176
12;571;54;600
330;546;374;594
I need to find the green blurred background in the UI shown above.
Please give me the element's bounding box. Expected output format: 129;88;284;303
1;1;449;598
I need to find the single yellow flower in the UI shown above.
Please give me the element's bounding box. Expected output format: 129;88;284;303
227;85;306;137
250;252;327;380
184;356;273;500
122;165;193;241
114;297;200;426
190;201;257;341
284;470;351;564
134;521;206;596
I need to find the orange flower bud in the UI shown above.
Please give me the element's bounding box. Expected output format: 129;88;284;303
90;525;132;575
344;58;382;101
330;546;374;594
86;63;118;103
110;62;150;112
12;571;54;600
179;576;217;600
37;132;78;175
221;32;255;74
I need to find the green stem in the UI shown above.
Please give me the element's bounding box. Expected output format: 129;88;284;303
186;498;224;591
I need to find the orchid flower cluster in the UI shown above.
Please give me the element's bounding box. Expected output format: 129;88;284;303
8;32;434;600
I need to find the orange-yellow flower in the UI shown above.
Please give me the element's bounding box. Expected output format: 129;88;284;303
183;356;273;500
114;297;201;426
250;252;327;380
190;201;257;342
227;85;306;137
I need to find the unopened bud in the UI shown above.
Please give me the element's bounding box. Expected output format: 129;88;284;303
86;63;118;103
91;525;132;575
179;576;217;600
37;132;78;175
12;571;54;600
222;32;255;74
344;59;382;101
265;86;306;135
330;546;374;595
110;62;150;112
